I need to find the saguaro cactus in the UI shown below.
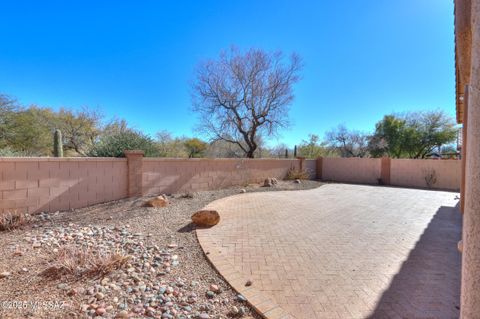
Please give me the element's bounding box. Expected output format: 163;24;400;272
294;145;297;157
53;129;63;157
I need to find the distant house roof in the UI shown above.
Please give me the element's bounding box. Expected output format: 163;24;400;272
454;0;472;124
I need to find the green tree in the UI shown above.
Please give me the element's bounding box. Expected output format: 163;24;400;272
156;130;188;157
184;138;207;158
369;111;457;158
88;130;159;157
298;134;338;158
5;106;56;156
55;107;102;156
0;94;19;148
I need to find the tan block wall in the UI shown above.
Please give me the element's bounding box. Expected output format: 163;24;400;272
142;158;302;195
304;159;317;179
390;159;461;191
1;155;461;214
0;158;128;214
322;157;382;184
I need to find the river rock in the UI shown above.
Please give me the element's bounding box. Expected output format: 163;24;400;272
143;195;169;208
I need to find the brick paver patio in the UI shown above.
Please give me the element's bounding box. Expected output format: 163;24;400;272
196;184;462;319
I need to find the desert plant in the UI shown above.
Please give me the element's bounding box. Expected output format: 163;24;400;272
0;147;29;157
53;129;63;157
41;245;131;278
294;145;297;157
0;211;30;231
286;167;311;180
88;130;159;157
423;168;438;188
285;149;289;158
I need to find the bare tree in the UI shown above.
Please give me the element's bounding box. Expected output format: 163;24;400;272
325;124;370;157
192;47;302;158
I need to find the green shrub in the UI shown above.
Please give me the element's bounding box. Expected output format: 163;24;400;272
0;147;30;157
88;130;159;157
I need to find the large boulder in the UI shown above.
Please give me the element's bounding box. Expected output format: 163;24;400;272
191;210;220;227
144;195;169;208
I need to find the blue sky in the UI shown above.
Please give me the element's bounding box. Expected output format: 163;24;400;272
0;1;455;146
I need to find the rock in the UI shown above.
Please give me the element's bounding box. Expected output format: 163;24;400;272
239;307;247;316
245;279;253;286
209;284;220;293
57;283;69;290
32;242;41;248
240;189;247;193
0;271;11;279
191;210;220;227
143;195;169;208
116;310;129;318
199;313;210;319
231;306;240;315
67;289;77;296
294;179;301;184
206;291;215;299
95;292;105;300
263;178;278;187
237;294;247;302
96;307;106;316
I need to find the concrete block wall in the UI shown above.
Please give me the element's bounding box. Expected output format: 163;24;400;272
304;159;317;179
390;159;461;191
321;157;382;185
0;158;128;214
0;155;461;214
142;158;301;195
317;157;461;191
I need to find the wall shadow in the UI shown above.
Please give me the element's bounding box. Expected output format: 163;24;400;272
367;204;462;318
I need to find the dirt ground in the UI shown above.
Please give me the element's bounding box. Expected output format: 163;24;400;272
0;180;323;319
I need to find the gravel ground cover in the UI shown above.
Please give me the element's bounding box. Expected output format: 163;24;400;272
0;180;322;319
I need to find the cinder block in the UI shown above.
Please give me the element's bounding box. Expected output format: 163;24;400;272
15;180;38;189
3;189;28;200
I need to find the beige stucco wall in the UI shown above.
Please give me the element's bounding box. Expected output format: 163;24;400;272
0;157;306;214
1;156;461;215
391;159;461;191
142;158;301;195
461;0;480;311
304;159;317;179
0;157;128;214
321;157;382;184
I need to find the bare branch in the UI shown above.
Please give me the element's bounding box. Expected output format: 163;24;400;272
192;47;302;158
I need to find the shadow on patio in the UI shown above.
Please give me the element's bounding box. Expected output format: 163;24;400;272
367;204;462;319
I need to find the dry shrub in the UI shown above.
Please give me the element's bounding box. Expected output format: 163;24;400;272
286;167;311;180
41;245;131;279
0;211;30;231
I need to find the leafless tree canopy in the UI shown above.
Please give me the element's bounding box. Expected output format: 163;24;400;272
325;124;370;158
192;47;302;158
